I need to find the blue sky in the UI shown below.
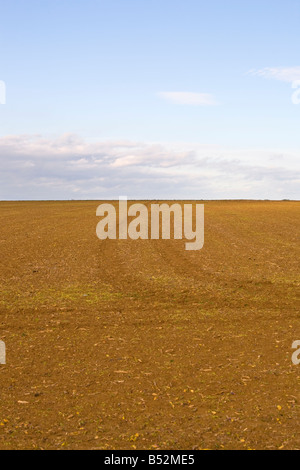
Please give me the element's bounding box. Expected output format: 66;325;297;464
0;0;299;199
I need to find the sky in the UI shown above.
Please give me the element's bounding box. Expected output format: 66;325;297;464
0;0;299;200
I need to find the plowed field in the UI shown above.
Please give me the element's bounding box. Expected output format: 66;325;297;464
0;201;299;450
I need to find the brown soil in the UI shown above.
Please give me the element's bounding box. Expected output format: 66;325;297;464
0;200;299;450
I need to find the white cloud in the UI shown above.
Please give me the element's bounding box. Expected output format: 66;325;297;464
249;67;300;84
158;92;218;106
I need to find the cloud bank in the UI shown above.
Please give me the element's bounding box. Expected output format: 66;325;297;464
0;133;299;200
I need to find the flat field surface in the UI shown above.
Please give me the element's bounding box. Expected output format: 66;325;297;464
0;200;299;450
